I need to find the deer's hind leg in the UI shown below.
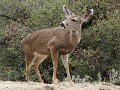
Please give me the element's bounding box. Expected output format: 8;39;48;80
25;55;35;81
32;52;48;83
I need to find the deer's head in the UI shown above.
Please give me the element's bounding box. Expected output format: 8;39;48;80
60;5;93;29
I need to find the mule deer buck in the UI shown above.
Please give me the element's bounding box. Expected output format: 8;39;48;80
21;5;93;84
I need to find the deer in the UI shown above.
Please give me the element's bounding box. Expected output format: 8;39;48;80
21;5;93;84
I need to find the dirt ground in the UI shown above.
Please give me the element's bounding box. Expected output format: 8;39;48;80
0;81;120;90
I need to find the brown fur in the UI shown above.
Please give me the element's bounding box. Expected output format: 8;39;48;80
21;25;80;56
21;5;93;83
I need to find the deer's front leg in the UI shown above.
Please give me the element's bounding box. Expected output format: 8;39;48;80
50;47;59;84
61;54;72;82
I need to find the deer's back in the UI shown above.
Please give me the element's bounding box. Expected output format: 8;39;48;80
22;27;69;55
21;26;80;56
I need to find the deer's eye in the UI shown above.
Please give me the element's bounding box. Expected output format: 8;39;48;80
71;19;76;22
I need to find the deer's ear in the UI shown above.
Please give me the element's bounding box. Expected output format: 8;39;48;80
81;9;93;22
63;5;75;18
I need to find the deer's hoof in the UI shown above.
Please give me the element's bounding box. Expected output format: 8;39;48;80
40;81;44;83
69;81;75;86
53;79;59;84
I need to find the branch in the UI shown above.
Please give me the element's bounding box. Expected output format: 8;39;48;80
0;14;29;26
0;14;19;23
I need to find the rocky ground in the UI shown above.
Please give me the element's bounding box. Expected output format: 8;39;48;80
0;81;120;90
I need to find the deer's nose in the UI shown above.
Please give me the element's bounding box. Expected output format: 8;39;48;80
60;23;65;29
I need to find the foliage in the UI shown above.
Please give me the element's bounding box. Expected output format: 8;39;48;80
0;0;120;84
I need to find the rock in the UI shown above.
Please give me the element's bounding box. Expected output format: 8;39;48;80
43;86;54;90
0;81;120;90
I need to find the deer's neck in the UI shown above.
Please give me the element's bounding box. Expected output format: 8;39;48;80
69;27;81;46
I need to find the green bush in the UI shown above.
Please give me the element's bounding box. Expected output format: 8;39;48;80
0;0;119;84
